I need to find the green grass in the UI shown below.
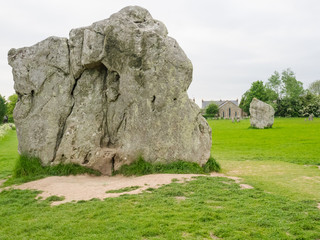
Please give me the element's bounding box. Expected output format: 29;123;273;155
0;129;19;179
46;195;65;202
209;118;320;201
0;177;320;239
106;186;140;193
3;155;101;186
115;156;220;176
209;118;320;165
1;120;320;239
221;160;320;201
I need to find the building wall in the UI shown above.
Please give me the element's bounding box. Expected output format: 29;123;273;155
218;102;242;119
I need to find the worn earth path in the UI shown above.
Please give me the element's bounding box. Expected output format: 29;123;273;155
2;173;253;206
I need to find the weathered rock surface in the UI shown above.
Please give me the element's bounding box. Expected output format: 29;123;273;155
8;6;212;175
249;98;275;129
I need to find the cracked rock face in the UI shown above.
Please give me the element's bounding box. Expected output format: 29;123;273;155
8;6;212;175
249;98;275;129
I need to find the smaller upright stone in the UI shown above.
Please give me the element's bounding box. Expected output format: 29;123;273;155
249;98;274;129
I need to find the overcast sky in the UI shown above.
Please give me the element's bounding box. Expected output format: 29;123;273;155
1;0;320;107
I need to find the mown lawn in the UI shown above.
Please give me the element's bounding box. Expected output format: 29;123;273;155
0;129;19;179
209;118;320;165
0;119;320;239
1;177;320;240
208;118;320;201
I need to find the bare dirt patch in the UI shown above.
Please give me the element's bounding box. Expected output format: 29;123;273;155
9;172;253;205
240;184;254;190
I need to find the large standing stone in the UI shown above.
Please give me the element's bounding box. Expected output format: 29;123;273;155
249;98;275;129
8;6;212;175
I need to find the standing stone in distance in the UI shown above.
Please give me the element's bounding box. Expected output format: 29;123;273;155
8;6;212;175
249;98;275;129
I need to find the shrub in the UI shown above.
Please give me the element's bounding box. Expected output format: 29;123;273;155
202;114;215;119
205;103;219;115
0;123;15;140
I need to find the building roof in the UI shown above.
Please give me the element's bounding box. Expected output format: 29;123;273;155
202;99;239;109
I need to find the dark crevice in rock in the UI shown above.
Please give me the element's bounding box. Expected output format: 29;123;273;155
117;112;126;133
83;152;91;164
133;19;146;24
111;155;115;173
100;66;109;148
52;101;75;162
66;39;71;72
71;75;81;95
151;95;156;112
93;30;105;37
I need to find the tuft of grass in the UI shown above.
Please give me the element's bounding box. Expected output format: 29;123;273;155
106;186;140;193
115;156;220;176
115;156;153;176
203;156;221;173
46;195;65;202
152;160;204;174
4;155;100;186
171;178;179;183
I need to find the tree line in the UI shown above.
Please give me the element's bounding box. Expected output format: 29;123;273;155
0;94;18;124
239;68;320;117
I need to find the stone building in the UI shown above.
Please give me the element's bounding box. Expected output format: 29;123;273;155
202;99;245;119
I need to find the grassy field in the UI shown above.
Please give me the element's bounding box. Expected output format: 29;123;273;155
1;177;320;240
0;129;19;179
209;118;320;165
0;119;320;239
208;118;320;201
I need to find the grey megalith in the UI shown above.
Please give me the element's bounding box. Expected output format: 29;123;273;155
250;98;275;129
8;6;212;175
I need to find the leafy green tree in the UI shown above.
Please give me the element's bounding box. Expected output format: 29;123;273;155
0;95;7;124
308;80;320;95
205;103;219;115
298;92;320;117
6;94;18;122
281;68;304;99
266;71;282;99
239;81;269;115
